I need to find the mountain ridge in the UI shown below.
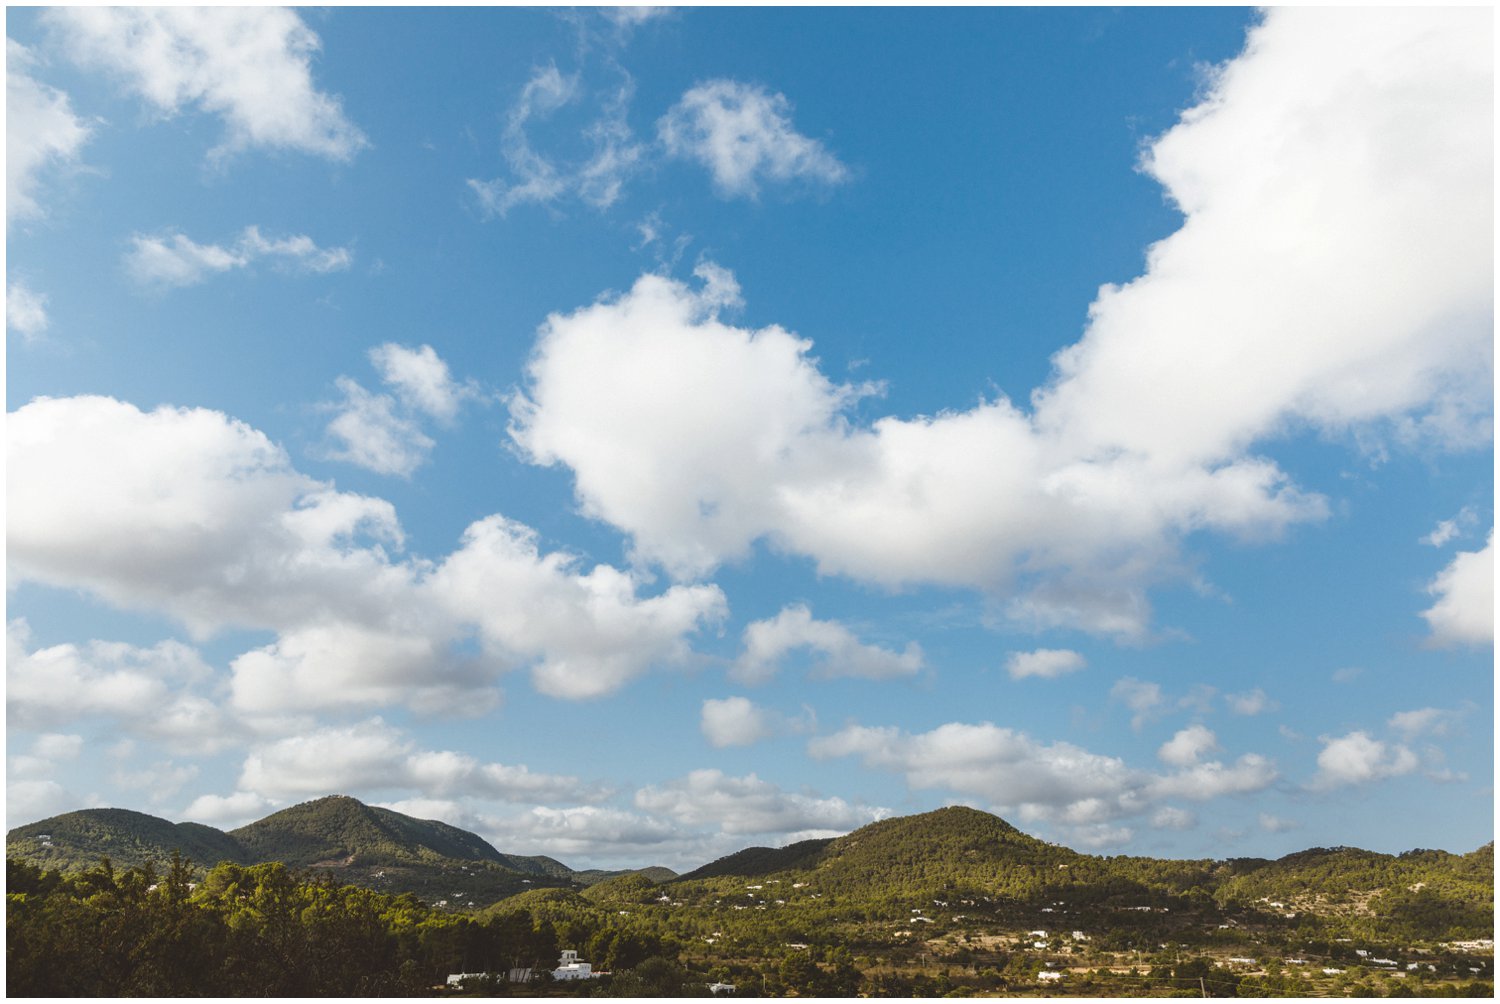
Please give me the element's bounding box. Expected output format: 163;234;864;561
8;796;1491;919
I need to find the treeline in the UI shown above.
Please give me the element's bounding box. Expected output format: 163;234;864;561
5;856;686;997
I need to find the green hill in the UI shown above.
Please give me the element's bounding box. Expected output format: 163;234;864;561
7;796;574;907
229;794;505;867
6;808;249;874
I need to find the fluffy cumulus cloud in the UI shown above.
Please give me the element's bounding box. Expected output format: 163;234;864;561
45;7;365;162
322;344;478;477
659;80;848;198
733;604;923;685
369;343;475;422
1005;648;1086;681
235;718;605;805
7;280;50;341
809;720;1276;835
635;769;886;836
182;791;275;828
7;395;728;714
700;696;810;748
1157;724;1221;767
7;620;235;753
125;226;352;289
1420;531;1494;647
1309;731;1419;790
322;377;436;478
478;805;681;868
6;39;90;226
432;516;726;699
513;9;1491;639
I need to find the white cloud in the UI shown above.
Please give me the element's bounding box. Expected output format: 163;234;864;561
9;395;726;714
1225;688;1275;716
602;7;671;31
322;344;476;477
229;621;497;718
809;719;1276;829
1157;724;1220;767
1420;531;1494;647
577;79;646;210
468;64;647;217
468;65;576;217
634;769;885;836
369;343;475;422
182;791;275;828
322;377;436;477
658;80;848;198
7;281;50;341
46;7;365;162
111;761;199;801
1309;730;1419;789
31;733;85;761
701;696;775;748
1258;812;1300;833
6;780;82;828
9;733;85;781
1387;706;1465;740
1005;648;1086;681
6;39;90;227
7;619;234;752
431;515;727;699
1150;806;1197;831
1145;754;1277;801
478;805;680;867
1110;677;1165;730
237;718;604;805
1422;506;1478;547
513;10;1491;639
125;226;352;289
733;604;922;685
700;696;810;748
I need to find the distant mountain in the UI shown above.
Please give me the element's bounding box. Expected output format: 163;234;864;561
679;837;835;881
676;806;1079;901
6;796;580;906
230;795;507;867
7;807;249;874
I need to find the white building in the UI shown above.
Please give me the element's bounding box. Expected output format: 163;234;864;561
552;949;601;981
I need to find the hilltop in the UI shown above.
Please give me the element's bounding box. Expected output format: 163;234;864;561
6;795;674;907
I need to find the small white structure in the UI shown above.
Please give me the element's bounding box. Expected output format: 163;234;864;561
552;950;600;981
1038;971;1063;982
708;982;737;995
446;972;490;987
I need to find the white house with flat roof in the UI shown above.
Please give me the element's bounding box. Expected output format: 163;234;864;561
552;950;600;981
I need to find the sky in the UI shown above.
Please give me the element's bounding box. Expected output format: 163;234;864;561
5;6;1494;872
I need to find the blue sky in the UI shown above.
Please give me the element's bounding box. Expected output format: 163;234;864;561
6;7;1493;870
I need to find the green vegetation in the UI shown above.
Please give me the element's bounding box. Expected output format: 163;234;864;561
7;799;1493;996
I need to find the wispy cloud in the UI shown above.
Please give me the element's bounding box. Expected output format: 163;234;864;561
659;79;849;198
125;226;352;288
733;604;923;684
